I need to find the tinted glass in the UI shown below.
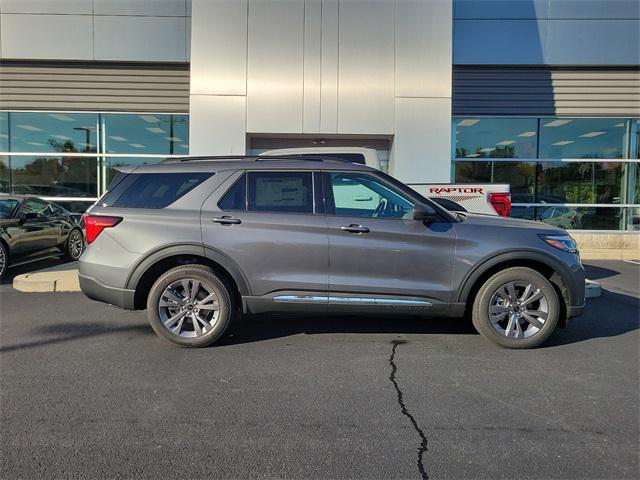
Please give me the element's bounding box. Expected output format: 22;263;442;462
104;114;189;155
0;112;8;151
455;161;535;202
329;172;414;219
106;173;211;209
539;118;630;159
21;198;50;216
455;118;538;159
0;155;9;193
9;112;98;153
248;172;312;213
537;161;625;204
104;156;166;186
9;155;97;197
536;206;624;230
219;174;246;210
0;198;18;219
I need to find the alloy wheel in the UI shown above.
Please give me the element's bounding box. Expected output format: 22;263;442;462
0;245;6;276
488;281;549;339
158;278;220;338
68;230;84;259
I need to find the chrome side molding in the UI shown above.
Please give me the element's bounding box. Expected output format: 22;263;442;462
272;295;432;306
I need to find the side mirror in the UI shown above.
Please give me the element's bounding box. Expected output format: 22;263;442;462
413;203;438;223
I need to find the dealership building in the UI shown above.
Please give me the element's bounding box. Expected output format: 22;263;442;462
0;0;638;234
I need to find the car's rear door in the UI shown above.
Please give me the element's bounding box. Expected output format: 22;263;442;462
322;171;456;314
200;169;329;311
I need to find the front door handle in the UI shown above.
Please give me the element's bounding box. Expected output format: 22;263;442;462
212;216;241;225
340;224;370;234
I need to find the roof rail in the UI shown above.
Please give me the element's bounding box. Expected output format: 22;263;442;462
161;154;354;164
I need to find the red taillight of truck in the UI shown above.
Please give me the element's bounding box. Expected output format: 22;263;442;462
489;192;512;217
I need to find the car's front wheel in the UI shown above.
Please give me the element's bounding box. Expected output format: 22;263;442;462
472;267;560;349
146;265;235;347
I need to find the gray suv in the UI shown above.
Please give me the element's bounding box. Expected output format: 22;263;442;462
79;157;585;349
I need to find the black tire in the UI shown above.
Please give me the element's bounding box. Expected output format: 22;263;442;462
0;242;8;280
146;264;235;347
63;228;85;261
472;267;560;349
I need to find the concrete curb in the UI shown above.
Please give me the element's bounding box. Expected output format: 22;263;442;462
585;280;602;299
13;269;80;293
580;249;640;261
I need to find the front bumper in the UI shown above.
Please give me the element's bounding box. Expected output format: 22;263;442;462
568;303;585;319
79;273;136;309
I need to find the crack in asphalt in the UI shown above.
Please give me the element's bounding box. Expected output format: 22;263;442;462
388;339;429;480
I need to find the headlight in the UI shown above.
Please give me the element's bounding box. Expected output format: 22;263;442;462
540;234;578;254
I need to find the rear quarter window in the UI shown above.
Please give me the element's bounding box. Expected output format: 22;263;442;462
102;172;212;209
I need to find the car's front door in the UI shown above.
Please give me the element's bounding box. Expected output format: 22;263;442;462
323;171;456;314
200;170;329;312
13;199;60;254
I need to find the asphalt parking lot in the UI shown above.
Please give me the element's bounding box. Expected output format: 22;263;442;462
1;260;639;479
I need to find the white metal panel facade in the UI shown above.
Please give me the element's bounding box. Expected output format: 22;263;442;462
189;0;453;181
246;0;305;133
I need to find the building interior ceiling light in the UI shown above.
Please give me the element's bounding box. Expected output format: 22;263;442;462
109;136;127;141
129;143;146;148
465;153;481;157
543;119;573;127
496;140;515;145
552;140;574;146
180;144;189;149
517;131;536;137
48;113;75;122
138;115;161;123
51;134;71;140
146;127;165;134
614;123;625;127
457;119;480;127
26;142;45;146
579;131;607;138
479;147;496;152
165;136;181;142
17;124;42;131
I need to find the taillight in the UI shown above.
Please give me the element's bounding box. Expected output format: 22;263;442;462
84;215;122;244
489;192;512;217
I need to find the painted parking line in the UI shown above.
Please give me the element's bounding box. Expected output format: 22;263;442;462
623;259;640;265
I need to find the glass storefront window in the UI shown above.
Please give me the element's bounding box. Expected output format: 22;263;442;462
537;161;626;204
104;156;167;186
455;161;536;202
9;112;98;153
539;118;630;159
104;114;189;155
0;155;9;193
8;156;97;197
0;113;8;152
455;118;538;159
537;206;625;230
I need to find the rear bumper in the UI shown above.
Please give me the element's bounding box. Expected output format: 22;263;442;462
79;273;136;310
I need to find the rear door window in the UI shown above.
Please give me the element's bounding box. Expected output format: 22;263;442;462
218;174;247;211
247;172;313;214
101;173;212;209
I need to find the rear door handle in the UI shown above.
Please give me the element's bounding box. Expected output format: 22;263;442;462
340;224;370;234
212;216;241;225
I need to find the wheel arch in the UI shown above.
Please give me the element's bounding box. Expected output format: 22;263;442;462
126;244;251;310
457;251;572;327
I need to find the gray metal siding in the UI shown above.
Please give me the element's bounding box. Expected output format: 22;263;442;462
453;68;640;117
0;63;189;112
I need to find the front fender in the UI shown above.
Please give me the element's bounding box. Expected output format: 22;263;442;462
455;249;585;308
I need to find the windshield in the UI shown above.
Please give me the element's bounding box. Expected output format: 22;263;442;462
0;199;19;219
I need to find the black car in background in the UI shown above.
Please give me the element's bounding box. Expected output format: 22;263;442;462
0;195;85;279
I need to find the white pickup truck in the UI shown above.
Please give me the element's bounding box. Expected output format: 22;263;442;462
260;147;511;216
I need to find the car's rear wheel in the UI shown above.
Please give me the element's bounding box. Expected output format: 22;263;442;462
0;242;7;280
64;229;84;261
146;265;235;347
472;267;560;349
